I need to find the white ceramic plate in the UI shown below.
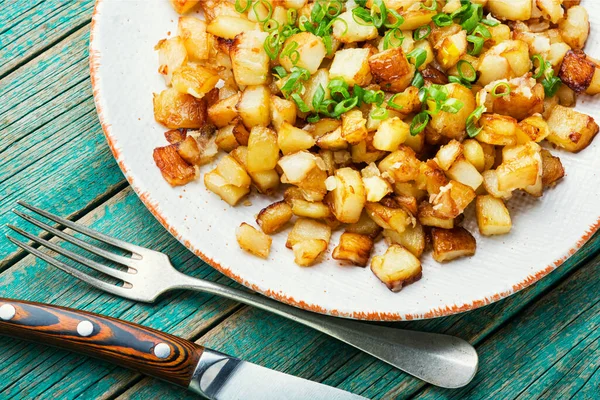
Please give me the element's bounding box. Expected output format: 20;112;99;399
90;0;600;320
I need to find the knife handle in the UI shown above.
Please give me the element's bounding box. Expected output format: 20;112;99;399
0;298;203;388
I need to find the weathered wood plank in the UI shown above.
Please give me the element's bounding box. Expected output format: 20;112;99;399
0;0;44;31
0;0;93;77
0;188;242;399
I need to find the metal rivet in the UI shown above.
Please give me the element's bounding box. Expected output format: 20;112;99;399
77;320;94;337
0;304;16;321
154;343;171;359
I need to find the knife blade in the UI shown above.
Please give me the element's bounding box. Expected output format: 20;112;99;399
0;298;365;399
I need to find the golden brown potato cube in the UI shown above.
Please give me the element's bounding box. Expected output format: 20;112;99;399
247;126;279;173
237;85;270;128
487;0;532;21
154;88;207;129
463;139;485;172
435;139;463;171
171;64;219;99
559;6;590;50
229;119;250;146
165;129;187;144
559;50;596;93
431;227;476;262
298;167;328;203
341;109;368;145
417;201;454;229
279;32;326;74
387;86;422;116
208;92;241;128
368;48;413;93
278;151;321;183
536;0;564;23
363;175;392;203
231;30;269;85
329;48;372;87
304;118;341;138
230;146;280;195
204;169;249;206
420;159;450;195
518;115;550;143
546;105;599;153
155;37;188;86
286;218;331;249
373;117;409;152
331;168;366;224
216;155;251;188
436;30;467;70
332;232;374;267
446;158;483;191
290;199;331;219
153;145;198;186
256;201;293;234
177;17;209;60
170;0;200;14
277;122;316;155
365;202;412;233
215;125;240;152
270;95;297;131
430;180;476;219
482;170;513;200
345;211;382;239
378;145;421;183
236;223;272;259
476;195;512;236
586;63;600;95
429;83;476;140
332;9;378;43
175;135;202;166
496;154;540;192
399;7;436;29
486;79;544;121
541;149;565;187
371;244;422;292
317;126;348;151
292;239;328;267
477;113;518;146
350;140;386;164
382;222;426;258
207;16;260;40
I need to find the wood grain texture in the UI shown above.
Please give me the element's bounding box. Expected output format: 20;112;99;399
0;298;204;388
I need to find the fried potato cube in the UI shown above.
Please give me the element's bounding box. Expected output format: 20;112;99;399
518;115;550;143
487;0;532;21
559;50;596;93
236;223;272;259
463;139;485;172
365;202;412;233
586;63;600;95
171;64;219;99
304;118;341;138
387;86;421;116
496;150;540;192
351;140;386;164
371;244;422;292
447;158;483;191
177;17;209;60
363;176;392;203
231;30;269;85
208;92;241;128
429;83;476;140
541;149;565;187
175;133;216;167
153;145;198;186
435;139;463;171
329;48;372;87
204;169;249;206
286;218;331;249
559;6;590;50
290;199;331;219
431;180;476;219
316;126;348;150
256;201;293;234
345;211;383;239
230;146;280;194
486;79;544;121
153;88;207;129
378;145;421;183
216;155;251;188
476;195;512;236
417;201;454;229
278;151;321;183
331;168;366;224
436;30;467;70
292;239;328;267
546;105;599;153
477;54;511;86
279;32;326;74
247;126;279;172
399;8;437;30
277;122;316;155
482;170;513;200
372;117;409;152
270;95;297;131
382;223;426;258
164;128;187;144
238;85;270;128
341;110;368;144
332;232;374;267
207;16;260;40
420;159;450;195
431;227;476;262
332;10;378;43
368;48;414;93
155;37;187;86
477;113;518;146
536;0;564;23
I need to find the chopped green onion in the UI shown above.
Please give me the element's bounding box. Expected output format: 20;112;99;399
363;89;385;105
460;4;482;33
252;0;273;23
457;60;477;82
472;23;491;39
291;93;311;113
542;75;562;97
328;78;351;100
353;85;365;105
287;8;297;25
531;54;546;79
333;97;359;117
440;98;464;113
449;75;472;88
467;35;485;56
491;82;511;97
311;0;327;23
307;114;321;123
263;19;280;32
370;106;389;120
352;7;372;26
413;25;431;41
407;48;427;69
319;99;337;117
432;13;453;27
384;9;405;29
272;66;287;79
410;112;430;136
450;4;469;19
281;41;300;65
383;28;404;49
234;0;251;13
312;84;326;111
420;0;437;11
411;71;425;88
280;67;311;97
466;105;486;137
264;32;281;60
481;18;500;27
427;84;449;104
387;93;405;110
325;0;343;18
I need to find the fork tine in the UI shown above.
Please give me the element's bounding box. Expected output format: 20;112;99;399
13;209;136;268
6;235;131;298
17;201;144;254
8;225;133;283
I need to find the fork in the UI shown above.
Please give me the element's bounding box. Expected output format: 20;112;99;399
6;201;478;389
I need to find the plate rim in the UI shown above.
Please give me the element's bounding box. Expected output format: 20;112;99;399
88;0;600;321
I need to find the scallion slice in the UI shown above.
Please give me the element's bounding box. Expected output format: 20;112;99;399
457;60;477;82
467;35;485;56
432;13;453;27
466;105;486;137
407;48;427;69
491;82;511;98
413;25;431;41
410;112;430;136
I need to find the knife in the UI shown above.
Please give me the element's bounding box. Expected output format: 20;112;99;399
0;298;365;399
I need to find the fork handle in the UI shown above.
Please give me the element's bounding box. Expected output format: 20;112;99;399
0;298;204;388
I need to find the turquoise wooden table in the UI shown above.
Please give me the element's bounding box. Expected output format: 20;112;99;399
1;1;599;398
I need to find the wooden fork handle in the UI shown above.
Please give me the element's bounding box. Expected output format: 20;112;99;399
0;298;204;388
